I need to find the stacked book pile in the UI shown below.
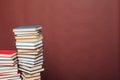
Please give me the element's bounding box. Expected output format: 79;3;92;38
13;26;44;80
0;50;21;80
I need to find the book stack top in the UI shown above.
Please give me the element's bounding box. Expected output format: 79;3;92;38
0;50;21;80
13;26;44;80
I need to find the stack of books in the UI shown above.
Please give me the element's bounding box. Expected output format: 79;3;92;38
13;26;44;80
0;50;21;80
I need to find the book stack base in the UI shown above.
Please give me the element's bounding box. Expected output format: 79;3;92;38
13;26;44;80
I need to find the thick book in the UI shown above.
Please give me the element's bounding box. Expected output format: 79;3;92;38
0;50;17;57
13;26;42;32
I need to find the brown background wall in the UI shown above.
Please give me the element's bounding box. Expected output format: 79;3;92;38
0;0;119;80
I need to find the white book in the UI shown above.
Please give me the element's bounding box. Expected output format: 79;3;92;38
0;64;17;70
18;56;43;62
0;68;18;73
19;68;44;74
0;56;16;60
17;47;43;53
19;59;44;65
16;40;42;46
0;77;21;80
18;52;43;58
16;44;43;49
0;73;20;79
0;59;17;64
19;62;43;68
20;65;42;71
13;26;42;32
0;71;18;75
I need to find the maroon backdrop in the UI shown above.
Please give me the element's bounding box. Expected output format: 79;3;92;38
0;0;119;80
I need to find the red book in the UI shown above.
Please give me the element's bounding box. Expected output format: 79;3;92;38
0;50;17;57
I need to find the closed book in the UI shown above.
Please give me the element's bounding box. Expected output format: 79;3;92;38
16;44;43;49
19;68;44;74
0;71;18;75
19;65;42;71
0;77;21;80
0;55;17;60
13;26;42;32
22;72;40;78
19;59;44;65
16;37;43;42
15;33;40;36
14;31;40;35
17;52;43;59
0;60;17;66
0;68;18;73
0;65;17;72
19;62;43;68
22;75;41;80
16;40;43;46
17;48;42;53
0;58;17;64
15;34;42;39
18;55;43;62
0;73;20;79
0;50;17;58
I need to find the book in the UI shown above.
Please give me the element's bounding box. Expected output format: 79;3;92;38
0;55;17;60
0;58;17;64
16;37;43;42
16;44;43;49
17;52;43;58
19;68;44;74
13;26;42;32
0;68;18;73
15;33;40;36
17;48;43;54
16;40;43;46
0;64;17;70
0;60;17;66
18;60;43;65
19;62;43;68
19;65;42;71
15;35;42;39
18;55;43;62
21;74;41;80
22;72;40;78
0;50;17;57
0;73;20;79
